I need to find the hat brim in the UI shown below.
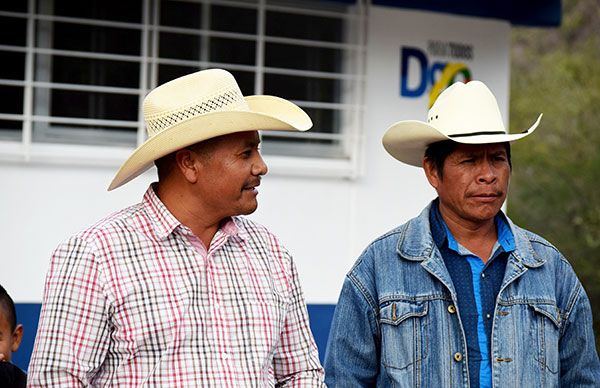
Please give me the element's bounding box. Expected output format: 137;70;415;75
108;95;312;190
382;113;542;167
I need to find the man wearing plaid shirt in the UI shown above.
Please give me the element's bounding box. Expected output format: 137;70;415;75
28;69;325;387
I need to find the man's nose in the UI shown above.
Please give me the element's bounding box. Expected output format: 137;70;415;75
477;161;496;183
252;152;268;176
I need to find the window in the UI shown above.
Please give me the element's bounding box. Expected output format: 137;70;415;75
0;0;366;175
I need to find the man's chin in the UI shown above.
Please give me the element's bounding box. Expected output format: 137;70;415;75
469;208;501;223
238;201;259;216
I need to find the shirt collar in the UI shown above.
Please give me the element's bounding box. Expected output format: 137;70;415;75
220;217;241;238
430;198;516;255
143;184;241;241
143;184;182;240
494;212;515;252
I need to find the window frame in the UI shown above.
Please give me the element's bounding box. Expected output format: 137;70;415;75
0;0;367;178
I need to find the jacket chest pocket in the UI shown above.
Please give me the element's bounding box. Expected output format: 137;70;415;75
379;300;429;371
529;302;561;374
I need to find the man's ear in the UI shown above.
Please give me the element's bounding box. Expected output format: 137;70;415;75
175;149;200;184
423;158;441;191
11;324;23;353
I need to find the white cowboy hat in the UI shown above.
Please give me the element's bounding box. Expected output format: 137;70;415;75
382;80;542;167
108;68;312;190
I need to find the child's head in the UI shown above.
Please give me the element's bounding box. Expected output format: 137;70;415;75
0;285;23;362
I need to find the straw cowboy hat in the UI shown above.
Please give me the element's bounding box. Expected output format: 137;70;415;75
382;80;543;167
108;68;312;190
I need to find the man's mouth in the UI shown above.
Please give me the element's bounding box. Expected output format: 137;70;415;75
470;192;502;202
243;181;260;193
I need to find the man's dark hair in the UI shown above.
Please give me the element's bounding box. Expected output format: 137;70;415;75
154;152;177;182
424;140;512;178
0;284;17;331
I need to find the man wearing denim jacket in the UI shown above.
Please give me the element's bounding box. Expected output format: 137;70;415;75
324;81;600;387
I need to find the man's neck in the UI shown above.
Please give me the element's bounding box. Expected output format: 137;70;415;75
156;182;223;248
439;206;498;263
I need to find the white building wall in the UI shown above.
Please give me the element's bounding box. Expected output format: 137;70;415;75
1;7;511;307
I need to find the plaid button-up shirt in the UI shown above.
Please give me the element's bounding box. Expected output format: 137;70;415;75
29;186;325;387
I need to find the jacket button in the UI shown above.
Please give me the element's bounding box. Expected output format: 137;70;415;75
447;304;457;314
454;352;463;362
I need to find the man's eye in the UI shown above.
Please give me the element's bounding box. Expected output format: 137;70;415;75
461;158;475;163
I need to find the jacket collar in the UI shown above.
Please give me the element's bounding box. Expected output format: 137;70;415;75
396;200;546;268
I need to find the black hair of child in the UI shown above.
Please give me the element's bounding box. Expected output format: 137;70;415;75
0;284;17;331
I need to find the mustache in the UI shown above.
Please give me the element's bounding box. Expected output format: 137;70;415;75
244;178;261;188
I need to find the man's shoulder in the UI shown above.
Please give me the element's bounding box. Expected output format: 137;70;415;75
511;223;567;262
232;216;271;235
349;217;419;275
232;217;294;273
380;217;419;240
367;225;406;250
359;208;430;260
63;201;146;248
232;216;286;249
509;222;582;288
510;222;586;311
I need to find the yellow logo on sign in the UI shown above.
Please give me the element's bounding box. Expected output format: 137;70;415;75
428;63;472;108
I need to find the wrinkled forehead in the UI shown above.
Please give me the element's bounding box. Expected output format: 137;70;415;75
451;142;509;155
231;130;261;145
203;130;260;148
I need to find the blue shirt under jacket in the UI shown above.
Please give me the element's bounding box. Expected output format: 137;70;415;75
430;200;514;388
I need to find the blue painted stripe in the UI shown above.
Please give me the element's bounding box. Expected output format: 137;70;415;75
307;304;336;364
12;304;41;372
13;303;335;372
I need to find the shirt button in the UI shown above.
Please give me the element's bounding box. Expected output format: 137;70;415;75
454;352;463;362
486;313;492;319
481;273;486;278
447;304;457;314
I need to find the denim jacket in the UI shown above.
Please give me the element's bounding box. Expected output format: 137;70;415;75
324;202;600;387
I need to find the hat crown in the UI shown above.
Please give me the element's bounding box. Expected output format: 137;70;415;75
426;80;506;136
381;80;541;168
143;69;249;137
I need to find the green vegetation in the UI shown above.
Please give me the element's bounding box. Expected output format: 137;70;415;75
509;0;600;349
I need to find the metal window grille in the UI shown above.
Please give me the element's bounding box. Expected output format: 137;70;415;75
0;0;366;174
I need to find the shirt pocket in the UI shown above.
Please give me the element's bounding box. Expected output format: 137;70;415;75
379;300;429;371
528;302;561;374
